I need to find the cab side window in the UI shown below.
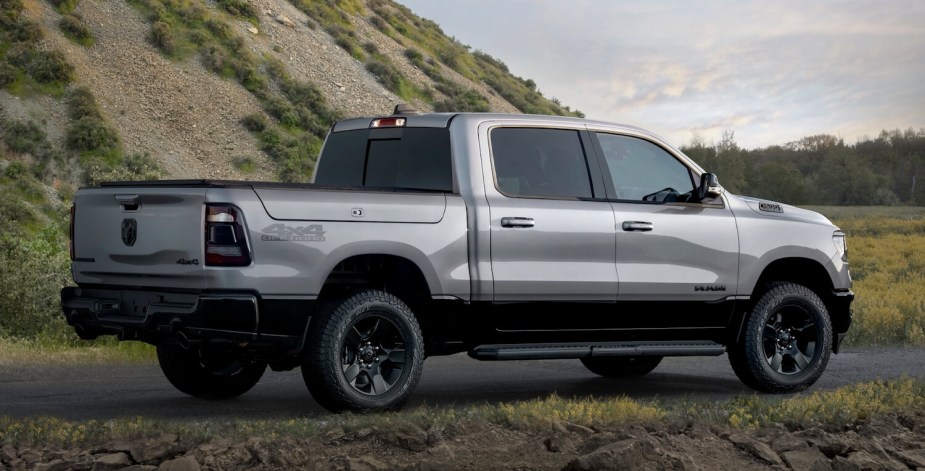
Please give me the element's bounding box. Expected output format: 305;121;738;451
490;128;593;199
595;133;695;202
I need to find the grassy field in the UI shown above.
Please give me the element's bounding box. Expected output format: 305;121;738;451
810;206;925;345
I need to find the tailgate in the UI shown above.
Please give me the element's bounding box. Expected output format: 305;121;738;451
72;187;209;289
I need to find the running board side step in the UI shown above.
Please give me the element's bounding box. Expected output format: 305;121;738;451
468;341;726;361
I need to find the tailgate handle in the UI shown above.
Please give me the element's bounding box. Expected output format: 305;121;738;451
115;194;140;212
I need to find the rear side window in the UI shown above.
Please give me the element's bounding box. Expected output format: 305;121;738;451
313;128;453;191
490;128;593;199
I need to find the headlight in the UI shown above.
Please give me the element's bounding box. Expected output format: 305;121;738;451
833;231;848;262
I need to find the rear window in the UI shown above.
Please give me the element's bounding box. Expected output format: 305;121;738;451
313;128;453;191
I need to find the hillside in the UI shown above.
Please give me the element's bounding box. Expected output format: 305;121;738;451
1;0;580;185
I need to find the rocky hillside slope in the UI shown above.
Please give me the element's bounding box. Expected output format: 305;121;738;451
0;0;581;237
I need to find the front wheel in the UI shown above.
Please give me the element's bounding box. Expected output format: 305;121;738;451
581;356;662;377
156;338;267;399
729;282;833;393
302;289;425;412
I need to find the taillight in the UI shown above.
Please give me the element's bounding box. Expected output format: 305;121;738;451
204;205;251;266
69;204;75;261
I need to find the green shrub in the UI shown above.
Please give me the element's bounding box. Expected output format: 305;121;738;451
362;42;378;55
230;58;264;92
26;49;73;85
0;14;43;43
205;18;231;40
149;20;176;54
369;15;387;32
4;43;33;68
241;113;267;132
6;42;74;85
263;95;299;129
3;160;29;179
86;152;162;185
200;45;227;73
0;228;71;338
433;87;489;112
231;155;256;173
1;120;47;155
0;63;17;88
0;185;38;232
66;86;101;120
365;59;401;93
59;14;94;46
46;0;78;14
216;0;257;20
66;116;117;152
404;48;423;63
188;28;208;45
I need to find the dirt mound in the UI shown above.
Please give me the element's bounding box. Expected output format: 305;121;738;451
5;412;925;470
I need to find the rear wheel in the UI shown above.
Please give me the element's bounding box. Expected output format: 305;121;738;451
302;289;425;412
581;356;662;377
729;282;832;393
156;338;267;399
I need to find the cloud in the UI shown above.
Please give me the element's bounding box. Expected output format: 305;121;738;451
398;0;925;148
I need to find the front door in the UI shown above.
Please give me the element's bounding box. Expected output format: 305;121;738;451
592;131;739;332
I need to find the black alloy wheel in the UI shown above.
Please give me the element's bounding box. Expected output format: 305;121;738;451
302;289;424;412
341;315;407;396
729;282;832;393
156;338;267;399
762;306;817;375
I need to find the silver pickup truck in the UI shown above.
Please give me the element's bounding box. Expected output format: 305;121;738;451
62;108;853;412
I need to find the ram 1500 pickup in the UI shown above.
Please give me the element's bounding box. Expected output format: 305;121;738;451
62;108;853;411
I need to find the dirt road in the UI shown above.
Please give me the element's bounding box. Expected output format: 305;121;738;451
1;347;922;420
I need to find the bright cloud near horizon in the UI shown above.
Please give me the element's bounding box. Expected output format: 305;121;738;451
398;1;925;150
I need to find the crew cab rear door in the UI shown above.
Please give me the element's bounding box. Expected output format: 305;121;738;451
481;124;617;304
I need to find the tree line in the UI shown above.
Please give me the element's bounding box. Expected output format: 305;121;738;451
681;128;925;205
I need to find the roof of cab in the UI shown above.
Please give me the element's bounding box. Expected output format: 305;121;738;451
329;110;671;149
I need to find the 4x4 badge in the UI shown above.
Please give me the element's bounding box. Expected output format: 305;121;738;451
121;218;137;247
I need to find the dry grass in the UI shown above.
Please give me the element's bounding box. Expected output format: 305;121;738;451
1;379;922;447
0;336;155;367
810;206;925;345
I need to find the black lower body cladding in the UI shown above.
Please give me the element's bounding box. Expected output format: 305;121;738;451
60;286;311;351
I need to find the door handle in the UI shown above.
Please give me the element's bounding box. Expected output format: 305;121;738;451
501;217;535;228
622;221;653;232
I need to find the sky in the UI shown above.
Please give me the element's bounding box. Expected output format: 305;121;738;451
397;1;925;150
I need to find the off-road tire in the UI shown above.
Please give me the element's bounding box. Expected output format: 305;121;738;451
156;338;267;399
580;356;663;377
302;289;425;412
729;282;832;393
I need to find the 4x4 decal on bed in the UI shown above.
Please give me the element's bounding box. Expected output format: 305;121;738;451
261;223;326;242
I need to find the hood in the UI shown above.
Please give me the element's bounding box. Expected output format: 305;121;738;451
726;194;834;227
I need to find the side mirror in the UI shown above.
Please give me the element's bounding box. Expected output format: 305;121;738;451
694;173;723;202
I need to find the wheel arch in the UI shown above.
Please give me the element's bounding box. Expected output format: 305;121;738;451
319;253;434;302
733;257;849;350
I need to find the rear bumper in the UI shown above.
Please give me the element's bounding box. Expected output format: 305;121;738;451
61;287;312;351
